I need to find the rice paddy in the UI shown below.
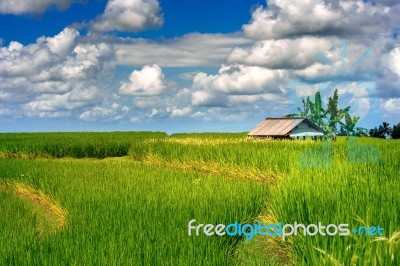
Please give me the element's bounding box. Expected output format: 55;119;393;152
0;132;399;265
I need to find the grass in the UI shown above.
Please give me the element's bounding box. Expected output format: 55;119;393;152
0;181;67;239
0;132;166;158
266;137;400;265
0;132;399;265
0;158;267;265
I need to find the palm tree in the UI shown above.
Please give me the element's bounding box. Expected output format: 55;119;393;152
369;122;392;138
379;122;392;138
392;123;400;139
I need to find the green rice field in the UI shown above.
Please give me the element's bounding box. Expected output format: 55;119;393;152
0;132;399;265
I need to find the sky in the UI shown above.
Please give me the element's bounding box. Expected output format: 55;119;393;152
0;0;399;133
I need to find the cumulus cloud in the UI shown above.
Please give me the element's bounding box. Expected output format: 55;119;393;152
171;107;191;118
46;27;79;56
0;27;119;119
0;0;77;14
2;1;400;126
193;64;286;95
116;33;252;67
228;37;335;69
382;98;400;114
23;85;102;117
0;107;11;116
293;46;375;80
119;64;165;96
191;90;226;107
79;102;130;121
0;41;53;77
0;28;115;82
90;0;163;32
243;0;400;40
189;63;288;120
227;93;284;105
386;47;400;76
190;107;250;122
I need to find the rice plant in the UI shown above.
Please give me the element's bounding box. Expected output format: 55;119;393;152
0;132;398;265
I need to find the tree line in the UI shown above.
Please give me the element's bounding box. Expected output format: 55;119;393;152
368;122;400;139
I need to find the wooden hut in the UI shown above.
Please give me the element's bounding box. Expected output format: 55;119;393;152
248;118;325;139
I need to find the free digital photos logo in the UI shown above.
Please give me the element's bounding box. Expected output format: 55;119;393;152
188;219;384;241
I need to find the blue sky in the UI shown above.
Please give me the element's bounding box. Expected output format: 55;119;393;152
0;0;265;44
0;0;399;133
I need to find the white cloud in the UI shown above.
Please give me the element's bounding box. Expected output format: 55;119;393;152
189;63;289;116
242;0;400;40
90;0;163;32
0;0;76;14
386;47;400;76
190;107;250;122
116;33;252;67
0;41;53;77
8;41;23;52
191;90;225;107
193;64;286;95
0;107;11;116
57;42;115;80
1;2;400;126
0;28;114;82
337;82;372;121
23;85;101;117
179;71;201;80
228;37;335;69
148;108;158;118
46;27;79;56
68;86;100;102
294;63;334;79
79;103;130;121
191;91;211;106
0;27;120;119
119;64;165;96
133;96;163;109
227;93;284;105
171;107;191;117
382;98;400;113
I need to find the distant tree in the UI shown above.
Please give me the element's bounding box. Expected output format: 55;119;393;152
369;122;392;139
391;123;400;139
369;127;385;138
354;127;369;137
380;122;392;138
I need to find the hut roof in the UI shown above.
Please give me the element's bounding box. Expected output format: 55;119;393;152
248;117;325;137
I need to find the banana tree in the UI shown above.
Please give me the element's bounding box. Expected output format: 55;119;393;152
340;113;360;136
308;92;329;128
293;89;360;138
297;96;311;117
327;89;351;136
